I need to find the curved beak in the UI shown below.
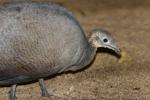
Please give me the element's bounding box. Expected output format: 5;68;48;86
114;47;121;56
104;45;121;56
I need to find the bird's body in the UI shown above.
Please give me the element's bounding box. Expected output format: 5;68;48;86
0;2;95;85
0;2;120;100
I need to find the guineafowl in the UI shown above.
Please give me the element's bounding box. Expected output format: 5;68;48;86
0;2;120;100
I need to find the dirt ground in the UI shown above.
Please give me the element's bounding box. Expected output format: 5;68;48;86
0;0;150;100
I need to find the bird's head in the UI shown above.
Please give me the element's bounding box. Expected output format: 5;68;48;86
89;29;121;55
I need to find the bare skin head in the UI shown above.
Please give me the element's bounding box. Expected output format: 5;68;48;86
89;29;121;55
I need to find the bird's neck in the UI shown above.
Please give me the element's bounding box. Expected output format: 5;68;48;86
76;38;97;68
88;35;99;49
88;38;97;62
87;43;97;64
86;37;98;65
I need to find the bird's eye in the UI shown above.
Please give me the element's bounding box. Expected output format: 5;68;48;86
103;38;108;43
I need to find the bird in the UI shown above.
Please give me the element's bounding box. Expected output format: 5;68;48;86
0;2;120;100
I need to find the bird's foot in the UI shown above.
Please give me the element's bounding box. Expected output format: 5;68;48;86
39;78;50;97
10;84;17;100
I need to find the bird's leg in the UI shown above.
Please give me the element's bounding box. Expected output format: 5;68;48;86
10;84;17;100
39;78;49;97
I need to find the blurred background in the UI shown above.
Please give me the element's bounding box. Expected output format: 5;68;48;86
0;0;150;100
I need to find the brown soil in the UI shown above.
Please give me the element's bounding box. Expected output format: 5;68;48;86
0;0;150;100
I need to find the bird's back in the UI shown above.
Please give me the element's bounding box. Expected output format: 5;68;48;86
0;2;90;85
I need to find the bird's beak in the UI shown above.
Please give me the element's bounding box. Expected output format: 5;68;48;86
105;45;121;56
114;48;121;56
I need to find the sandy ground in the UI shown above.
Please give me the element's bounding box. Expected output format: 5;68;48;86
0;0;150;100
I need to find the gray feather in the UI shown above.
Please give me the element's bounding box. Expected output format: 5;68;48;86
0;2;95;85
